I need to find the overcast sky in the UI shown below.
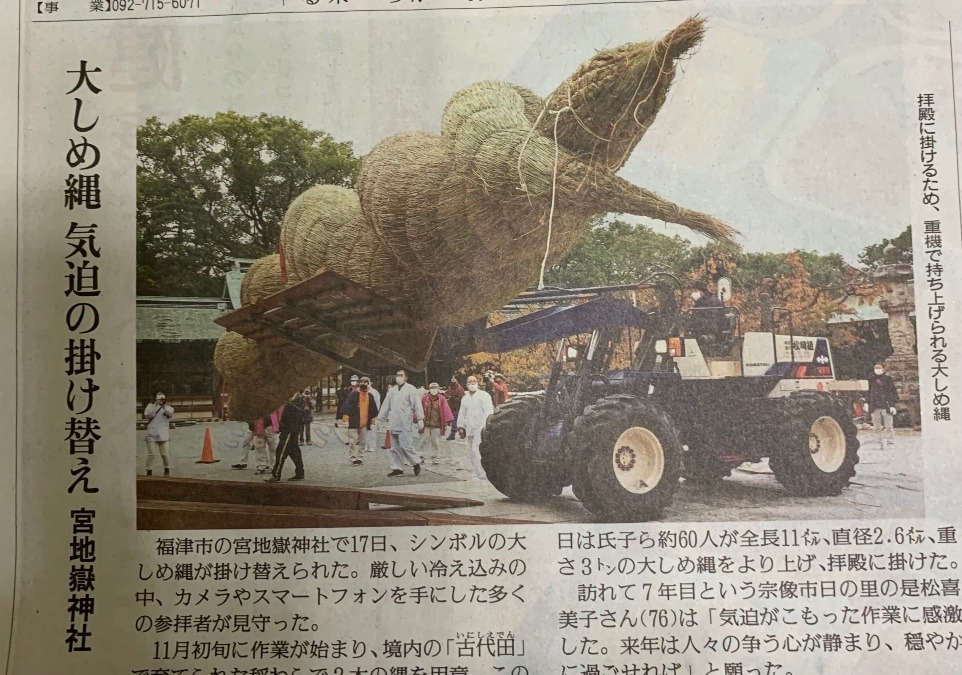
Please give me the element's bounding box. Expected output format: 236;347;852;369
127;1;953;261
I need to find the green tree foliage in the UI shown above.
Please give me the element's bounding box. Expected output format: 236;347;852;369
858;225;912;270
681;246;851;295
544;218;692;288
137;112;360;296
546;218;853;299
547;219;854;312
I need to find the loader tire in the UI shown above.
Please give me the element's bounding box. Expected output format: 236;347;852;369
479;394;564;501
568;396;682;521
768;392;859;496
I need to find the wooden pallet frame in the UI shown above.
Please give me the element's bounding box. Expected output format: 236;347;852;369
215;270;437;373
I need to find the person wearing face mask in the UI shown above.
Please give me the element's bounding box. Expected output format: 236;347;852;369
359;376;382;453
419;382;455;463
377;369;425;477
867;362;899;448
252;407;282;475
456;375;495;481
341;377;381;466
298;388;315;446
687;280;726;342
143;391;174;476
445;376;464;440
335;375;360;429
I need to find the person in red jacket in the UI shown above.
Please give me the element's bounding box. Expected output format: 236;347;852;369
420;382;455;462
491;373;510;413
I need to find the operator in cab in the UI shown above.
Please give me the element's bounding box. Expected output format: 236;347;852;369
687;280;726;342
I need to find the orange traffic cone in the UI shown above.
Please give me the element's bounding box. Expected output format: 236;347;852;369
196;427;220;464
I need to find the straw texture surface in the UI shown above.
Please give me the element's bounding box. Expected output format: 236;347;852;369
218;17;735;418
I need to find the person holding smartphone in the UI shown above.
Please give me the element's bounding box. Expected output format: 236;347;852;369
143;391;174;476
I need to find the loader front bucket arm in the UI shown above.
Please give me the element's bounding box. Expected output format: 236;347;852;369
633;275;683;371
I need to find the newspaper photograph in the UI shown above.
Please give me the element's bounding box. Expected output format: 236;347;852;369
5;0;962;673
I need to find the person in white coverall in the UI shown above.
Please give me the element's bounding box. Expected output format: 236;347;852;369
377;369;425;477
456;375;494;481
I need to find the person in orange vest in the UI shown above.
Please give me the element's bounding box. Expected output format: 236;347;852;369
355;376;382;453
341;379;380;466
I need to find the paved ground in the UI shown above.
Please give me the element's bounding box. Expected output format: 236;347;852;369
136;413;925;524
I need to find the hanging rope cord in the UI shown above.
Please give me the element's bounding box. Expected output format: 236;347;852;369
515;34;679;290
536;108;566;290
609;30;677;170
516;102;612;290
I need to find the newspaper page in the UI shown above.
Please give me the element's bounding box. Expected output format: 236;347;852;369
7;0;962;673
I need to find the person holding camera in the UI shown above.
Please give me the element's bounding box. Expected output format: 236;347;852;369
491;373;509;413
143;391;174;476
482;370;495;395
299;388;315;445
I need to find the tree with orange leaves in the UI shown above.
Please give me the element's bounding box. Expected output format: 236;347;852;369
680;247;878;346
447;220;894;388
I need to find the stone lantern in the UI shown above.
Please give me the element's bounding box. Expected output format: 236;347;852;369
872;244;920;428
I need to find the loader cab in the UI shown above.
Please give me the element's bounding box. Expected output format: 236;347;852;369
682;277;739;352
662;278;832;382
664;294;839;385
686;307;740;355
665;276;743;376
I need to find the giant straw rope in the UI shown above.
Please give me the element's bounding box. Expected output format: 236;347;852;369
216;17;738;420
